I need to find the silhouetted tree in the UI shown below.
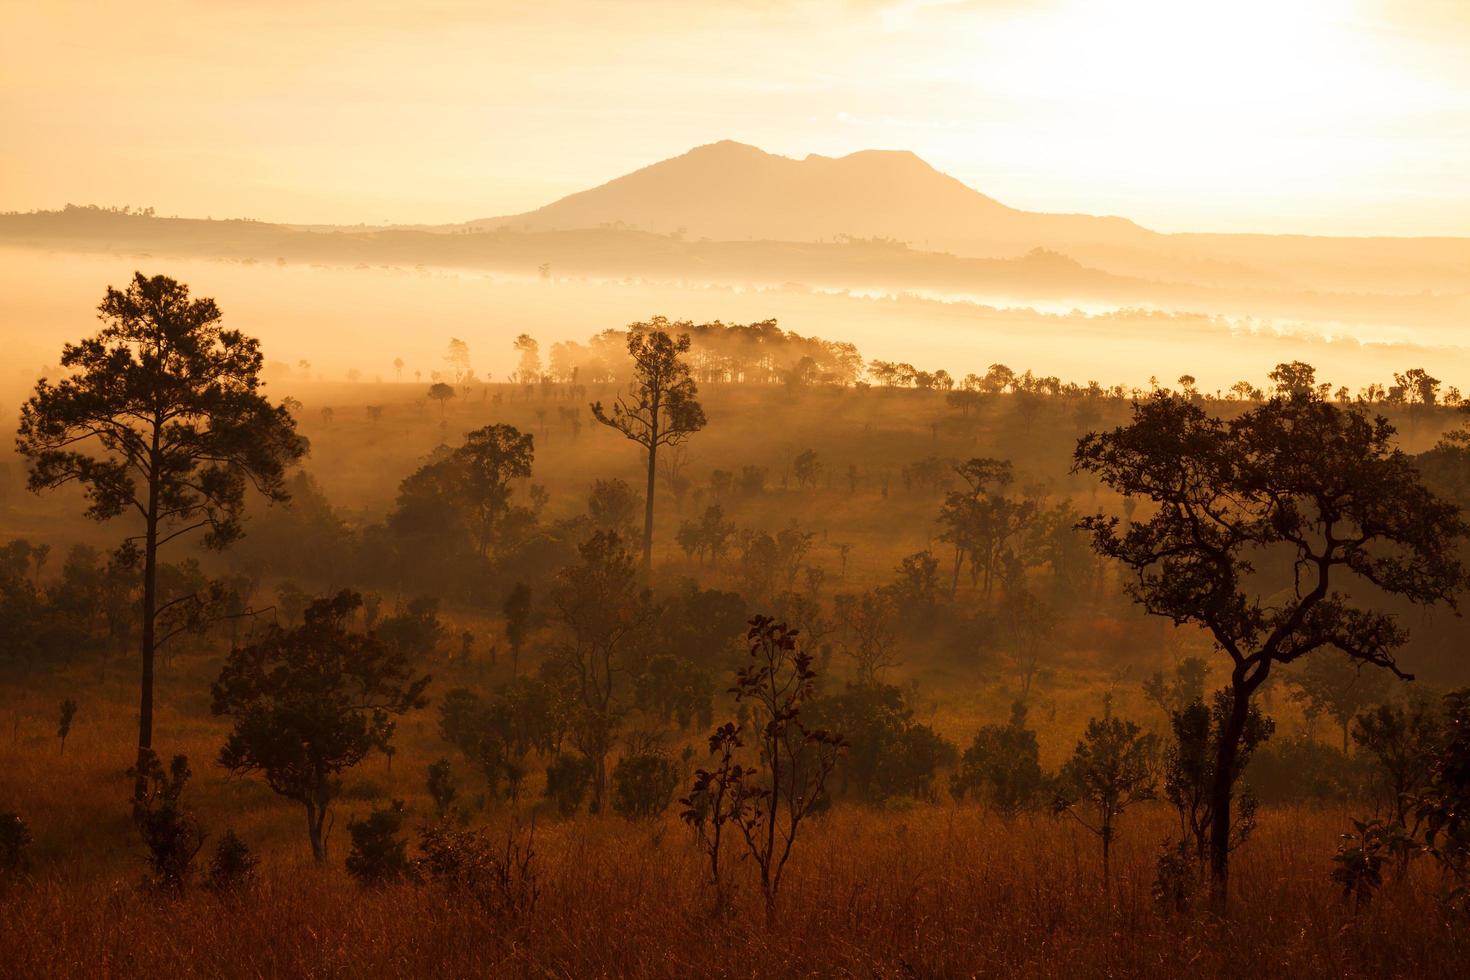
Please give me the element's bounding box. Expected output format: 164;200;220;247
392;424;534;560
548;533;656;812
128;749;205;893
612;748;680;820
445;338;473;384
211;591;430;861
1075;389;1466;901
1289;653;1393;752
680;617;845;917
513;334;541;384
427;381;456;415
591;324;707;571
16;273;305;792
426;759;459;821
1352;698;1441;826
57;698;76;755
503;583;532;677
1054;716;1159;892
952;701;1047;816
346;800;413;886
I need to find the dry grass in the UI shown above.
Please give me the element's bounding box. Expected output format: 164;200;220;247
4;803;1467;979
4;678;1467;980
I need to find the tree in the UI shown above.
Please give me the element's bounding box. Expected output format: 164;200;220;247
57;698;77;755
591;323;707;572
503;582;533;677
1163;692;1273;873
513;334;541;384
676;504;735;566
999;588;1052;701
1352;698;1442;826
1074;389;1466;901
793;449;821;489
936;458;1034;596
1054;717;1159;892
951;701;1047;816
679;617;845;917
586;478;642;537
128;749;205;893
548;533;656;812
16;273;305;791
427;382;456;415
391;424;534;560
426;759;459;821
211;591;431;861
1289;652;1393;752
445;337;472;384
611;749;680;820
345;800;413;886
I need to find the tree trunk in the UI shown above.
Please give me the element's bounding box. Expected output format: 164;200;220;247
1101;824;1112;896
306;801;327;861
1208;676;1252;907
134;482;160;801
642;443;657;574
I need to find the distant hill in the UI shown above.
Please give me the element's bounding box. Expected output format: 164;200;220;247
468;140;1150;257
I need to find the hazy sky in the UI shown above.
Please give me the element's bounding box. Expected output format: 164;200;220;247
4;0;1468;235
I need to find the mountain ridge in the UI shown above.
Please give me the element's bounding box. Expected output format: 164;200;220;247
466;140;1151;255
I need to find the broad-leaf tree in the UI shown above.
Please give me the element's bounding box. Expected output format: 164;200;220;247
16;273;305;789
591;322;707;572
211;590;430;861
391;423;534;560
1073;388;1466;901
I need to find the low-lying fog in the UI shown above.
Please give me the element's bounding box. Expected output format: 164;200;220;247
3;247;1464;403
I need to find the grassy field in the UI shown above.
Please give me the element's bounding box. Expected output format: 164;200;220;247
3;646;1468;979
4;379;1468;977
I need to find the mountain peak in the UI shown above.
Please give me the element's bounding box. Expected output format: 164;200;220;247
482;140;1146;250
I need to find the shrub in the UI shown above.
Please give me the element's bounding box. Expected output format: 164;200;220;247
1248;734;1369;805
416;822;539;923
951;702;1047;815
206;830;258;893
128;750;205;894
544;754;594;818
426;759;459;821
345;800;413;887
612;751;680;821
0;811;32;881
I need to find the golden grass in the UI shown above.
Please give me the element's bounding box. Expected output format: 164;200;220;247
4;804;1467;979
4;671;1468;980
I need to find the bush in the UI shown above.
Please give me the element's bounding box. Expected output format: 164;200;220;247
1249;734;1370;805
951;702;1047;815
416;823;539;922
544;754;594;818
0;811;32;880
345;800;413;887
129;750;205;893
809;683;957;803
612;751;680;821
206;829;258;893
426;759;458;821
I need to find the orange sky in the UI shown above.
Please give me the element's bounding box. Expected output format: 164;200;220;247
3;0;1468;235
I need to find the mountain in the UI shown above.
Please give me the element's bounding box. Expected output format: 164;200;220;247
462;141;1470;294
471;140;1150;256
